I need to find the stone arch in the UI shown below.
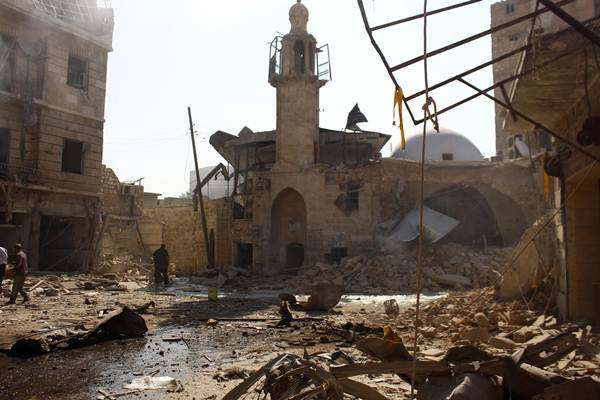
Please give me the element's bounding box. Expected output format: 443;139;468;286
424;183;527;246
271;187;307;271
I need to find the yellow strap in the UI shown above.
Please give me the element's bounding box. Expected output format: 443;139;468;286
543;153;551;201
393;88;406;150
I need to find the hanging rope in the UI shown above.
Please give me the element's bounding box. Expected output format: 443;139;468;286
410;0;431;397
393;87;407;149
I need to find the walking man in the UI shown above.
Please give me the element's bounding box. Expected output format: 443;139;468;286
8;243;29;304
153;244;170;289
0;245;7;293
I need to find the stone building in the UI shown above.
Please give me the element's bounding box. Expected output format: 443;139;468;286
490;0;598;159
494;8;600;324
0;0;113;271
210;1;545;276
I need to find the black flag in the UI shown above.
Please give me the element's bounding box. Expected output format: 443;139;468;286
346;103;368;131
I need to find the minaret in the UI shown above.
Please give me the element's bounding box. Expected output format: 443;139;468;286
270;0;327;170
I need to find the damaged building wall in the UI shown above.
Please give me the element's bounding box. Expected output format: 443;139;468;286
99;166;148;259
142;198;232;275
0;1;113;271
549;76;600;324
246;157;544;276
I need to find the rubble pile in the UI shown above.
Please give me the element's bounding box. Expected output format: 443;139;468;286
295;244;510;293
97;254;153;276
392;290;600;379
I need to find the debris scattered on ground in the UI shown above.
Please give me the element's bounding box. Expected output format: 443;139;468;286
123;375;182;391
8;307;148;357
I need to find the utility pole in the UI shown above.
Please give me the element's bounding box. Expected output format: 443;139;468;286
188;107;213;269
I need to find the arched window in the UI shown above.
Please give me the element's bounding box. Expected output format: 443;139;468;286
294;40;305;74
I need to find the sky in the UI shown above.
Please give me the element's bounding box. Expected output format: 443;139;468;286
103;0;500;197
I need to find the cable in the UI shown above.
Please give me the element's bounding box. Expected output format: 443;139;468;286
411;0;430;398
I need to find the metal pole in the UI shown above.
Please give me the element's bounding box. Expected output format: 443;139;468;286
390;0;575;72
538;0;600;49
188;107;213;269
458;78;600;163
371;0;482;32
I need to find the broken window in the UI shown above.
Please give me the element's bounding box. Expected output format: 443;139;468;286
67;55;88;90
442;153;454;161
505;3;515;13
0;128;9;165
62;139;84;174
294;40;305;74
346;182;360;210
0;34;15;92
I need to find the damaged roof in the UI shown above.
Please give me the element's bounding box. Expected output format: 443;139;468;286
209;127;390;172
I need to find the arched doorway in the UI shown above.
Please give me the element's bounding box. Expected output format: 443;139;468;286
424;184;527;246
271;188;307;272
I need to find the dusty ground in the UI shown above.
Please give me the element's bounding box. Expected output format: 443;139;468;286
0;275;443;400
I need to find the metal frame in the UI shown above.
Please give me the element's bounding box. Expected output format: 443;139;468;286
356;0;600;162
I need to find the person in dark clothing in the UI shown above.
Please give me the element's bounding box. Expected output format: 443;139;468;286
153;244;170;289
8;244;29;304
0;246;7;293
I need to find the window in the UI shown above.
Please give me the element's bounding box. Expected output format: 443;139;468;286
0;128;8;165
67;55;88;90
509;34;519;42
442;153;454;161
0;34;15;92
62;139;84;174
506;3;515;13
347;182;360;211
294;40;305;74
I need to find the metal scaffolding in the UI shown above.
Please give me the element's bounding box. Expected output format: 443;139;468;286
356;0;600;162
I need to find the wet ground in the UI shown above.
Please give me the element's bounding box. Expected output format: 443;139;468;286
0;277;444;399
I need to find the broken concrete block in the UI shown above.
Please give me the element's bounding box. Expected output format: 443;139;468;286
489;335;517;350
462;327;491;344
513;325;539;343
474;313;491;330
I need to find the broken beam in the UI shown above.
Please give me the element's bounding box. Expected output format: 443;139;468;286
458;78;600;163
538;0;600;49
390;0;575;72
331;360;450;379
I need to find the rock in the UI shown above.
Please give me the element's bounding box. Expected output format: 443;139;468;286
431;273;471;289
44;287;59;296
474;313;491;330
118;281;141;291
207;319;218;327
489;335;517;350
512;325;538;343
463;327;490;344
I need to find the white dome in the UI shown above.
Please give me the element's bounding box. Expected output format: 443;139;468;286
392;127;484;162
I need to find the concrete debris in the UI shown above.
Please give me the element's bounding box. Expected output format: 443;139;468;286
495;213;554;301
8;307;147;357
293;244;509;293
123;375;181;391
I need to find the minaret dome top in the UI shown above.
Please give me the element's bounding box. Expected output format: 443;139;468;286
289;0;309;34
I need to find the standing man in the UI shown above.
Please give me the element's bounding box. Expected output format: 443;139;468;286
8;243;29;304
153;244;170;289
0;245;7;293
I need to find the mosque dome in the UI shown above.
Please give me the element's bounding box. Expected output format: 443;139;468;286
289;0;309;33
392;127;484;162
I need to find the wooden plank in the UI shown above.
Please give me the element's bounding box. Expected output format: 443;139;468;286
331;361;450;379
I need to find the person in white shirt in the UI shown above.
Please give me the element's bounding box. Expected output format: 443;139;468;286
0;246;7;292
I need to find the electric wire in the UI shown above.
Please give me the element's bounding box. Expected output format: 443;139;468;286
410;0;430;397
